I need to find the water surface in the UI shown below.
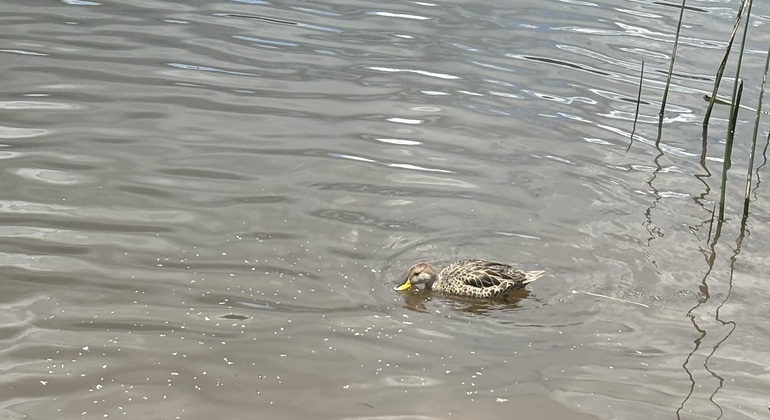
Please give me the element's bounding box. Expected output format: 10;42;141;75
2;0;770;419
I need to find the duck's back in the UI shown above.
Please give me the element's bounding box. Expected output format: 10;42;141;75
435;259;528;298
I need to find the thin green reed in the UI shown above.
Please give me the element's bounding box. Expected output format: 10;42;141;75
729;0;754;121
660;0;687;116
743;42;770;219
628;61;644;152
702;0;751;129
718;80;743;222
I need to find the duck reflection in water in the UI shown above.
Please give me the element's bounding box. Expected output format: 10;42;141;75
400;285;532;314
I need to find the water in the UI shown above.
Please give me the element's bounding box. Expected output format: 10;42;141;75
2;0;770;418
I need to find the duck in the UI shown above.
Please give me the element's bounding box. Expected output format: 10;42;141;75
394;259;544;299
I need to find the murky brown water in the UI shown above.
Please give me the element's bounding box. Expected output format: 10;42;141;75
2;0;770;419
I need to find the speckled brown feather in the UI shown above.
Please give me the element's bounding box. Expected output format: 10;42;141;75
416;259;544;298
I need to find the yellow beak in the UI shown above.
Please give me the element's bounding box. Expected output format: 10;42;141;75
394;279;412;291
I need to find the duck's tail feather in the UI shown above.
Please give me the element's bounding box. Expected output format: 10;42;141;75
522;270;545;284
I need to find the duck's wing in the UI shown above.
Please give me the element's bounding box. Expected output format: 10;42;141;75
444;260;525;288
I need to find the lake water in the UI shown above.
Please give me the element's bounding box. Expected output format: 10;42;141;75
2;0;770;419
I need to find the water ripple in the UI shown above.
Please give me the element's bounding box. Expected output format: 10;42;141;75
2;0;769;418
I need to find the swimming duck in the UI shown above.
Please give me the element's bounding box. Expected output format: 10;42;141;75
394;259;544;298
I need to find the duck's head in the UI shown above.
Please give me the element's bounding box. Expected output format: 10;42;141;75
394;262;439;290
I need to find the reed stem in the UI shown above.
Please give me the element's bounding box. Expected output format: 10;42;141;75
660;0;687;117
717;80;743;222
742;38;770;219
702;0;751;128
628;61;645;152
